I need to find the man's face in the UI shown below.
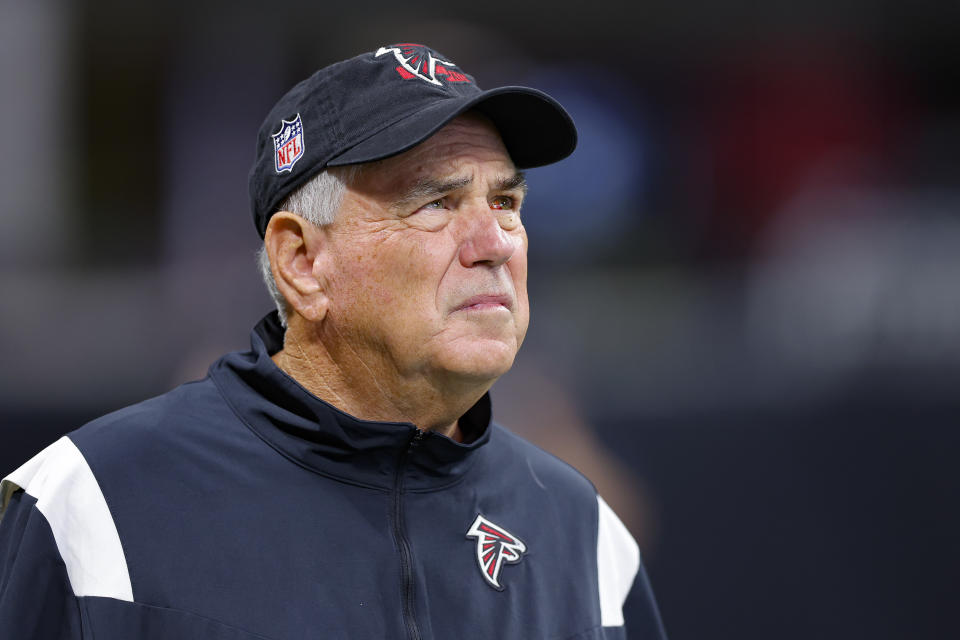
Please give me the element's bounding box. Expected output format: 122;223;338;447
316;113;529;387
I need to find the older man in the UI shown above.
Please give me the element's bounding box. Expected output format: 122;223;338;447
0;44;666;639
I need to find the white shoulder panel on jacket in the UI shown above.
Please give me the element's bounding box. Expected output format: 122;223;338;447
1;436;134;601
596;494;640;627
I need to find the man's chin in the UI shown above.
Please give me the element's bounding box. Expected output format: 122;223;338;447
436;339;519;384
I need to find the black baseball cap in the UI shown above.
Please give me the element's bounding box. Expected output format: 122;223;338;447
249;43;577;237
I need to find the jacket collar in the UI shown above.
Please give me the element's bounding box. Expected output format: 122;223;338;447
208;313;492;491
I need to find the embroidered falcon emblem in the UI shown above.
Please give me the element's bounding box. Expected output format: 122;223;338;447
466;514;527;590
374;43;471;86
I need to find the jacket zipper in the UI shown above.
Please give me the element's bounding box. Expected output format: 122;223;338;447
393;428;425;640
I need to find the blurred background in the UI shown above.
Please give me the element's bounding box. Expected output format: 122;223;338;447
2;0;958;637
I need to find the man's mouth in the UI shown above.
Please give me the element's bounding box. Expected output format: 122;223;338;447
454;294;513;312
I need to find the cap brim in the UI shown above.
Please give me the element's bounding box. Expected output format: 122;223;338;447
326;86;576;170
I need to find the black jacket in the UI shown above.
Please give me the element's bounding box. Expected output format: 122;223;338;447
0;314;666;639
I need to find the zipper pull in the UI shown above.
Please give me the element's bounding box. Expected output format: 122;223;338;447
408;428;424;451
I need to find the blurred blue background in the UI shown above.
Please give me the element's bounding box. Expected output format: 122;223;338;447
2;1;958;638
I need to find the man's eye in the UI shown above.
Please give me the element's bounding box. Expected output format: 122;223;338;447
419;199;445;211
490;196;515;210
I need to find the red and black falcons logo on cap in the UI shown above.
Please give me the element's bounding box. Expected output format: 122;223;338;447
375;44;471;86
466;514;527;590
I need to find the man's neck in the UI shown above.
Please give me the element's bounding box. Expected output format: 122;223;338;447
271;322;485;442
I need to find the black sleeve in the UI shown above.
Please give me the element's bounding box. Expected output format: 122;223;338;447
0;489;83;639
623;560;668;640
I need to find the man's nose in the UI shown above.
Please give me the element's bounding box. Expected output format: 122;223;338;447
458;209;517;268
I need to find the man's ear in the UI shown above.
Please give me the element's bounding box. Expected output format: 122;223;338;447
264;212;329;323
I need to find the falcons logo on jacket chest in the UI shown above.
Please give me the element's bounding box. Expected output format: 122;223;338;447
465;515;527;590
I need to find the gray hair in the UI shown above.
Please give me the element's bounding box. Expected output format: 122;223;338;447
257;165;362;327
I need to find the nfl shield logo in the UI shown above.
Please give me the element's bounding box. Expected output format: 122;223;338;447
272;114;305;173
